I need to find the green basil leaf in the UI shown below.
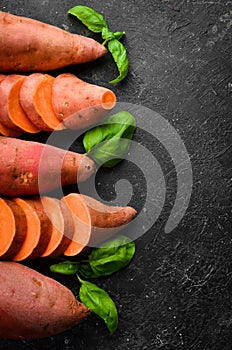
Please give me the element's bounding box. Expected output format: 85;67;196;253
102;28;125;41
78;277;118;334
83;111;136;167
102;27;115;41
113;31;125;40
87;235;136;277
68;6;108;33
108;39;129;84
79;261;100;278
50;261;80;275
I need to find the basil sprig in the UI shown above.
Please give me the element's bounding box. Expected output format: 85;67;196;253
83;111;136;167
50;235;136;334
50;235;136;278
78;276;118;334
68;5;129;83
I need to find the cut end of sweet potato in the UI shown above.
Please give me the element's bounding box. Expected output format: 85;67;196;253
102;90;116;110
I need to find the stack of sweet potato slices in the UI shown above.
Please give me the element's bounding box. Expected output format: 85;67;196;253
0;193;136;261
0;73;116;137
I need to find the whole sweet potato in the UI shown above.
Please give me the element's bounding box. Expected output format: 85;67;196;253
0;261;90;339
0;11;107;72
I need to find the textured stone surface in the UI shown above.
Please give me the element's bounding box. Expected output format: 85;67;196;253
0;0;232;349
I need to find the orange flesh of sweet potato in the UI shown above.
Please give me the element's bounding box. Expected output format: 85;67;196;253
49;200;75;258
52;73;116;129
19;73;50;130
61;193;92;256
40;197;74;257
0;198;16;257
0;261;90;339
0;199;27;260
0;74;24;130
12;198;41;261
0;11;107;72
8;75;40;133
23;197;53;259
33;74;65;131
0;136;95;196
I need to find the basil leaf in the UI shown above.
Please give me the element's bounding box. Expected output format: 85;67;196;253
78;277;118;334
79;262;100;279
83;111;136;167
113;31;125;40
108;39;129;84
50;261;80;275
68;6;108;33
86;236;136;277
102;28;125;42
102;27;115;41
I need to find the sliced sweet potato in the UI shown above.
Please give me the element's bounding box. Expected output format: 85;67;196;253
0;199;27;260
0;198;17;257
8;75;40;133
81;194;137;246
33;74;65;131
23;197;53;259
0;74;24;131
61;193;92;256
19;73;51;131
12;198;41;261
52;73;116;130
40;197;74;257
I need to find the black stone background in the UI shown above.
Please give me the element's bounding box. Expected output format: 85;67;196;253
0;0;232;349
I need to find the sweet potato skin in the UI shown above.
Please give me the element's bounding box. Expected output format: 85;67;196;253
0;137;95;196
0;11;107;72
0;261;89;339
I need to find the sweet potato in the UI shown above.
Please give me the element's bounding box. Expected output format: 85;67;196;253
0;199;27;260
18;73;50;131
52;73;116;130
63;193;137;249
0;198;18;258
12;198;41;261
0;261;90;339
77;194;137;246
0;74;24;130
40;197;74;257
0;11;107;72
61;193;92;256
0;121;22;137
0;137;95;196
23;197;53;259
32;74;65;131
7;75;40;133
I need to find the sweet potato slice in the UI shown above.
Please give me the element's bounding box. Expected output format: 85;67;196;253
61;193;92;256
0;122;22;137
12;198;41;261
52;73;116;129
0;199;27;260
33;74;65;131
8;75;40;133
24;197;53;259
0;198;16;257
0;75;24;131
19;73;51;131
40;197;74;257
